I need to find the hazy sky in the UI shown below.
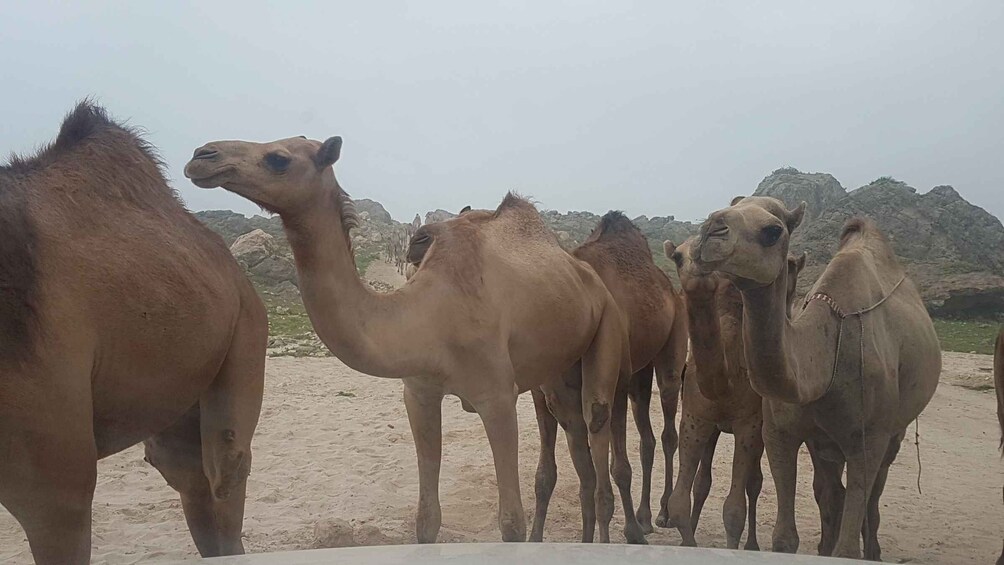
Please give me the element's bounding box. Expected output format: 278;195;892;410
2;2;1002;223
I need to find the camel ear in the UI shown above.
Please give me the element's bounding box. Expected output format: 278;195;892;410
786;201;806;231
315;136;342;168
795;251;807;272
663;240;676;258
459;205;472;215
730;195;745;206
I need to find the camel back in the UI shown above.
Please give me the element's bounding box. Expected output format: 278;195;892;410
0;102;242;362
414;192;559;294
575;210;677;311
805;217;909;314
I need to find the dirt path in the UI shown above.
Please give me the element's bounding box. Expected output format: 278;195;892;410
0;352;999;563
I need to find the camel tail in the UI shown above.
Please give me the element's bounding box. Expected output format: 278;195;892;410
995;327;1004;451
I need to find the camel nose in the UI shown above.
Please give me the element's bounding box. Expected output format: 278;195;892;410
704;213;730;239
192;145;219;161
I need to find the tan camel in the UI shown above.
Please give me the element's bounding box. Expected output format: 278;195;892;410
528;212;688;542
996;328;1004;565
184;136;628;543
692;196;940;559
663;238;806;549
0;102;266;565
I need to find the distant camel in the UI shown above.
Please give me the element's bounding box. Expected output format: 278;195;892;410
0;102;266;565
663;236;806;549
185;136;627;543
529;212;687;542
693;196;940;559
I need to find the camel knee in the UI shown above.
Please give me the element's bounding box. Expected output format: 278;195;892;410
611;457;633;491
534;460;558;501
205;429;251;501
588;402;610;434
662;426;679;455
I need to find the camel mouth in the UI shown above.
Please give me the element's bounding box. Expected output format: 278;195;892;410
184;164;236;189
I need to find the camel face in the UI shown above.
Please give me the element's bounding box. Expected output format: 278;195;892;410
695;196;805;287
667;238;729;299
184;136;341;214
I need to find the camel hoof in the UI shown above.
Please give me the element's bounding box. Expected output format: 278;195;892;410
745;540;760;551
680;539;697;548
624;524;648;545
636;511;655;535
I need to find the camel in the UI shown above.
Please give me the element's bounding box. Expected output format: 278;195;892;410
663;237;806;549
184;136;628;543
527;212;688;542
692;195;940;559
996;328;1004;565
0;102;266;565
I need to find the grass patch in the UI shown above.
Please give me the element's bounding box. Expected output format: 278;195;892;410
933;319;1000;355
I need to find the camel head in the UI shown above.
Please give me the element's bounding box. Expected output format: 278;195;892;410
666;238;730;300
694;196;806;288
184;135;342;215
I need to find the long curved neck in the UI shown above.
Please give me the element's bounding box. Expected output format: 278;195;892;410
740;269;835;404
684;291;734;400
280;186;430;378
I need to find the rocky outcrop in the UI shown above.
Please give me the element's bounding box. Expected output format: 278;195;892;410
197;169;1004;319
753;169;1004;317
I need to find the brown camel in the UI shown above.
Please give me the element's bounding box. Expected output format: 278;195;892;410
996;327;1004;565
692;196;940;559
528;212;688;542
663;238;806;549
0;102;266;565
184;136;628;543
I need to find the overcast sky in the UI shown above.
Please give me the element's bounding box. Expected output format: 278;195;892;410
2;2;1002;223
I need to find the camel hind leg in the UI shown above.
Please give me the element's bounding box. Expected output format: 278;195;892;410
723;412;764;550
197;301;266;553
667;408;717;547
653;353;684;528
628;364;657;534
144;404;246;556
529;388;559;542
579;304;625;544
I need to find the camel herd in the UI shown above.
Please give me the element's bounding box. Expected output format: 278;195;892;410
0;102;1000;565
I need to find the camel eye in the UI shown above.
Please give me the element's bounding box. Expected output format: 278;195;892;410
760;224;784;246
264;152;291;172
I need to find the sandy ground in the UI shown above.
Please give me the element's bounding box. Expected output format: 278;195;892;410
2;260;1001;563
0;350;1000;564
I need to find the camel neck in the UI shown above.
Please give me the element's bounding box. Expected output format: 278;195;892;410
281;187;414;378
740;270;834;405
684;291;734;399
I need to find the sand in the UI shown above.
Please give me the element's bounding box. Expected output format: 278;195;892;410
0;350;1000;564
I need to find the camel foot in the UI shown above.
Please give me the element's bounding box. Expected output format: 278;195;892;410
636;509;655;535
623;523;648;545
655;509;670;528
744;538;760;551
680;538;697;548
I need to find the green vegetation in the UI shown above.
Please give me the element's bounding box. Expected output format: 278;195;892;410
263;296;315;338
933;319;1000;355
354;248;380;275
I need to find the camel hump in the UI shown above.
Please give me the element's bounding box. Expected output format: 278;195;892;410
53;101;120;151
4;100;164;183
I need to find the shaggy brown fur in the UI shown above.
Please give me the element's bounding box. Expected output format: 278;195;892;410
0;102;266;564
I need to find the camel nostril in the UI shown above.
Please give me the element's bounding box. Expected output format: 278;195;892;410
709;225;729;238
193;147;219;160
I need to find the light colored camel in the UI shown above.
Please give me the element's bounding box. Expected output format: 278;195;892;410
996;328;1004;565
692;196;940;559
184;136;628;543
0;102;266;565
529;212;687;542
664;238;805;549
